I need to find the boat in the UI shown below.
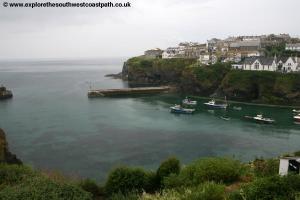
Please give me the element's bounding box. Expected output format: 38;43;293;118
220;116;231;121
293;109;300;113
170;105;195;114
204;99;227;109
182;98;197;106
233;106;242;111
294;114;300;125
244;114;275;124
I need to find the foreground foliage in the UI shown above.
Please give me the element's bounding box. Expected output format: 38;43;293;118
0;164;92;200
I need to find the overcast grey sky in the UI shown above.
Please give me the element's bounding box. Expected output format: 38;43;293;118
0;0;300;59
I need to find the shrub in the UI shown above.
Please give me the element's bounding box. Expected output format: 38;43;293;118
242;175;300;200
78;179;103;198
140;182;225;200
156;157;180;187
227;190;244;200
182;182;226;200
105;166;149;195
0;176;92;200
294;151;300;156
179;157;242;186
110;192;139;200
0;164;35;186
252;158;279;177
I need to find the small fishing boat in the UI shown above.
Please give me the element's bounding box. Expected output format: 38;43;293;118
294;114;300;125
182;98;197;106
233;106;242;111
170;105;195;114
293;109;300;113
244;114;275;124
220;116;231;121
204;99;227;109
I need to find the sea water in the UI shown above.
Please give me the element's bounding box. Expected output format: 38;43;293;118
0;58;299;182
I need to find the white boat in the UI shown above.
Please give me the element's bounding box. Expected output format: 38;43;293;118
293;109;300;113
182;98;197;106
233;106;242;111
294;114;300;125
245;114;275;124
220;116;231;121
204;99;227;109
170;105;195;114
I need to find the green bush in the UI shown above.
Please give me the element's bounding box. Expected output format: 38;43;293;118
141;182;225;200
0;176;92;200
183;157;242;185
253;158;279;177
242;175;300;200
156;157;180;187
0;164;35;186
78;178;103;198
182;182;226;200
110;192;139;200
105;166;150;195
227;190;244;200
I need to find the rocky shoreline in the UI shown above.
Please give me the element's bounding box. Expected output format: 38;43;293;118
0;128;22;165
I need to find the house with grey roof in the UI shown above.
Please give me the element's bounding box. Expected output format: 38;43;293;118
232;56;300;73
232;57;277;71
282;57;300;72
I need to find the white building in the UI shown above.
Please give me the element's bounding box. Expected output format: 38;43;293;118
282;57;300;72
286;43;300;52
162;47;180;59
144;48;163;58
199;54;217;65
279;157;300;176
232;56;300;72
235;57;277;71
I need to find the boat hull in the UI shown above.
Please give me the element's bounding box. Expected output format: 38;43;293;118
204;103;227;109
170;108;195;114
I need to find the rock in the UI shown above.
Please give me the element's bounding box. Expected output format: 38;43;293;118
0;86;13;100
105;72;123;79
0;128;22;165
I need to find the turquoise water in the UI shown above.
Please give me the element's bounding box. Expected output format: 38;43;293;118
0;58;300;182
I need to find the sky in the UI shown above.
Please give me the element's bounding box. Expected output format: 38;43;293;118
0;0;300;59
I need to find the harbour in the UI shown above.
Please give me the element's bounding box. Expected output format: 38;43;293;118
0;59;300;182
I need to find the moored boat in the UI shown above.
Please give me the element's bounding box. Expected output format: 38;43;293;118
293;109;300;113
204;99;227;109
294;114;300;125
220;116;231;121
244;114;275;124
182;98;197;106
170;105;195;114
233;106;242;111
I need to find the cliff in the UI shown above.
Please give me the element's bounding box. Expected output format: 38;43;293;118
123;56;197;85
0;128;22;164
122;56;300;105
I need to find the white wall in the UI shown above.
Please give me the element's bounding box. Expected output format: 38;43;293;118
279;159;289;176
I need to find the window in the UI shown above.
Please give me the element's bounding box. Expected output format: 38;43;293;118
255;62;259;70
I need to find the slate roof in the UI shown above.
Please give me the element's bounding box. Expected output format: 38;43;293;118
241;56;275;65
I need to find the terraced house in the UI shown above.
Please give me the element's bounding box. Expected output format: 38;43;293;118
232;56;300;72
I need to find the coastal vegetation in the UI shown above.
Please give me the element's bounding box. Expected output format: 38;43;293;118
2;127;300;200
123;56;300;105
